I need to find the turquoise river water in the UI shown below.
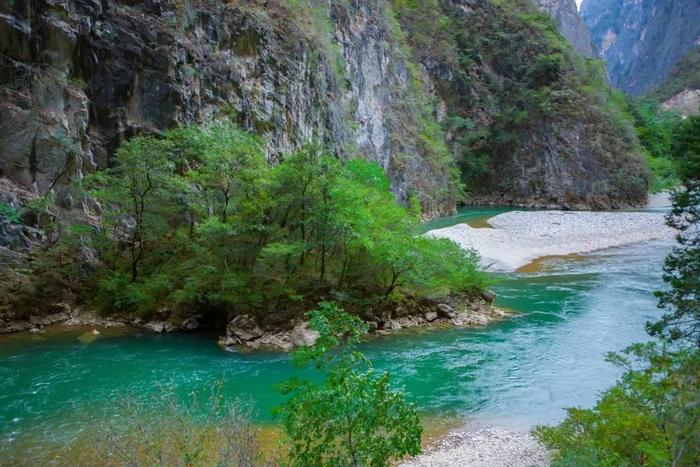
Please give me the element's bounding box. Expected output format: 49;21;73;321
0;207;672;461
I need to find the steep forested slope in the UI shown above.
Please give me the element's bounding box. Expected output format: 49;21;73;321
393;0;647;207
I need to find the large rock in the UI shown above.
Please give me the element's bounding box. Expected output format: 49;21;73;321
436;303;458;319
288;321;320;347
226;314;264;342
423;311;438;322
181;316;200;331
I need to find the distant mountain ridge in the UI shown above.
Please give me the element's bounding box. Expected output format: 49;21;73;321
581;0;700;95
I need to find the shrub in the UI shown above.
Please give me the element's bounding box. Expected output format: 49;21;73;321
274;302;422;466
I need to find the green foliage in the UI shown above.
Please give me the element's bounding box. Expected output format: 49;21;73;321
0;201;20;223
391;0;645;197
649;116;700;346
73;122;488;318
275;302;422;466
536;344;700;467
626;98;684;192
88;384;262;467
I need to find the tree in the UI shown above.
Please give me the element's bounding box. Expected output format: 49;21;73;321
56;125;487;319
650;116;700;347
173;122;267;225
275;302;422;466
535;344;700;466
85;136;186;283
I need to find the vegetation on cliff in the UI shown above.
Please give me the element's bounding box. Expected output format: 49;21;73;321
536;116;700;466
391;0;648;207
648;46;700;105
625;98;683;192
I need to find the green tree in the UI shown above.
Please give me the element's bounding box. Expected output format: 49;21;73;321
535;344;700;466
650;116;700;347
86;136;181;282
275;302;422;466
172;122;267;225
55;124;487;320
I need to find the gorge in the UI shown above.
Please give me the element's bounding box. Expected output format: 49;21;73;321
1;0;699;465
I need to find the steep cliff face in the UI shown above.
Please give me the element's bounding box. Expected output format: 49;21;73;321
0;0;457;218
535;0;595;57
0;0;647;229
581;0;700;95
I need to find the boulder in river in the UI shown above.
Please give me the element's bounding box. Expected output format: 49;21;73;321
181;317;200;331
227;314;264;342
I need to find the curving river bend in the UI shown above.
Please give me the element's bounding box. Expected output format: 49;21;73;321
0;207;672;461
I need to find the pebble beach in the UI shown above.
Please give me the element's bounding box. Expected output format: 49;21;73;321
427;210;675;271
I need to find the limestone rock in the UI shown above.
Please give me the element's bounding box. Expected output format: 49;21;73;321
182;317;200;331
145;321;165;333
423;311;438;322
227;314;264;342
289;322;320;347
481;291;497;304
436;303;458;319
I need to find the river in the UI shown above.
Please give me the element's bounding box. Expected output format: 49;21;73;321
0;207;672;462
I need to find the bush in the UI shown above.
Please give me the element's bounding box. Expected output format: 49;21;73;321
0;201;20;223
535;344;700;467
71;123;488;318
274;302;422;466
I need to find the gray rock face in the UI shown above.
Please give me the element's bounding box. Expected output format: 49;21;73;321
535;0;595;57
662;89;700;117
0;0;458;217
581;0;700;95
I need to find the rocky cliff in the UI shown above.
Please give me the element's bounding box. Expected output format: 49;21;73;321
535;0;595;57
581;0;700;95
0;0;463;221
0;0;648;231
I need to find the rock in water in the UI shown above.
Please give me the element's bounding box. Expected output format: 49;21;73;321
226;315;264;342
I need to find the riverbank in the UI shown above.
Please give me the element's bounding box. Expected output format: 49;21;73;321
427;210;675;271
0;293;511;352
400;425;549;467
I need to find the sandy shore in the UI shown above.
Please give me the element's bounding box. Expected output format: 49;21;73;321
401;425;549;467
427;210;675;272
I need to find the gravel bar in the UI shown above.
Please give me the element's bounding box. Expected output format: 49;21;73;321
427;210;675;271
401;425;549;467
